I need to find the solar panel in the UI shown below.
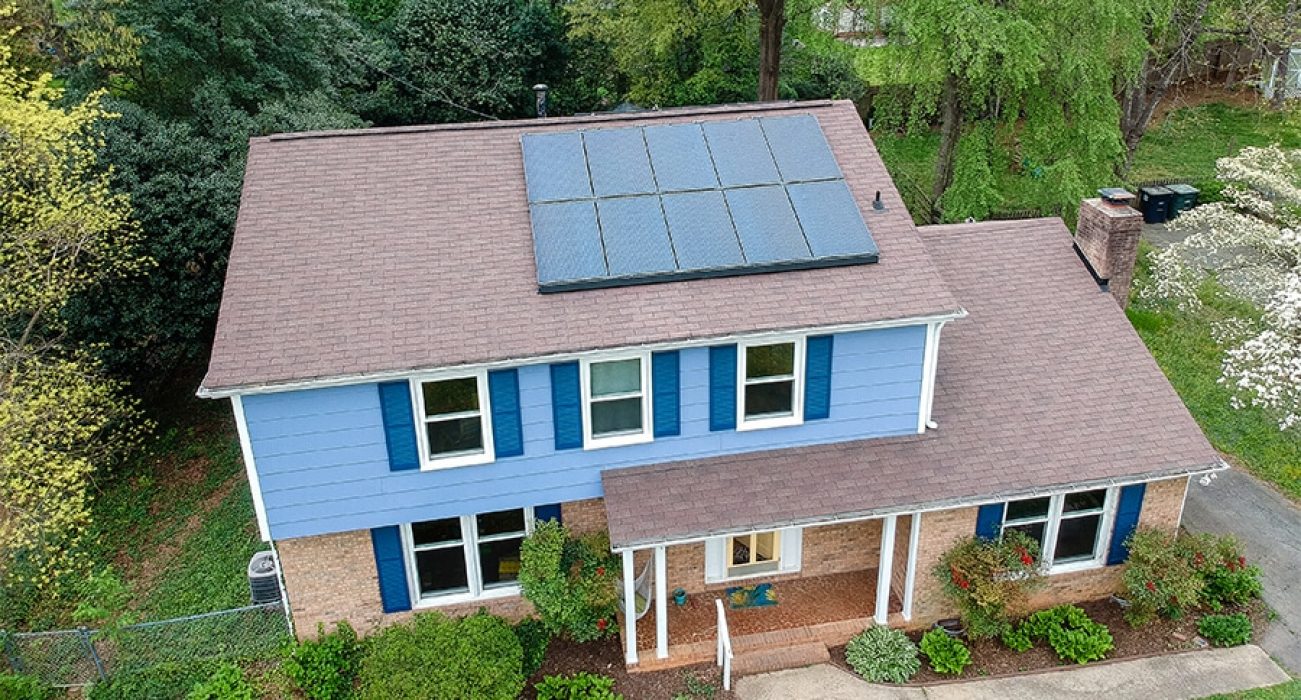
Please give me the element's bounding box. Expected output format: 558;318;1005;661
597;196;677;276
584;128;657;197
662;191;744;270
521;132;592;203
700;120;781;187
530;201;606;285
787;181;879;258
761;115;842;182
644;124;719;192
725;186;812;263
521;114;880;292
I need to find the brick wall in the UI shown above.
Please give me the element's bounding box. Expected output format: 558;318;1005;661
563;498;608;536
890;513;914;598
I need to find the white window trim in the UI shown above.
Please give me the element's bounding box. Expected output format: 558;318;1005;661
403;506;535;608
580;351;654;450
705;527;803;583
736;336;806;431
409;370;495;470
1000;488;1117;575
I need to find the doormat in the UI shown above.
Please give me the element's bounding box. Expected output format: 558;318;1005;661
725;583;777;610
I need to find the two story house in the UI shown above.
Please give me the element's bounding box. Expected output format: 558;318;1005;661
200;100;1221;669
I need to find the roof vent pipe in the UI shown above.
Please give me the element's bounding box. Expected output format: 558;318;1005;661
533;84;549;118
872;191;884;210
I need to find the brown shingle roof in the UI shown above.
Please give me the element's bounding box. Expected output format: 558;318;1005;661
600;218;1219;549
201;100;959;394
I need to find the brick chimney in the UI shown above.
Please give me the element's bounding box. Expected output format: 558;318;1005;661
1076;191;1143;307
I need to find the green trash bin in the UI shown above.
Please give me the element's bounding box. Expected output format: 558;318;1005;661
1166;183;1199;217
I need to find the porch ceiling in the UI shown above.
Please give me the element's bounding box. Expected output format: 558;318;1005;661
601;219;1219;550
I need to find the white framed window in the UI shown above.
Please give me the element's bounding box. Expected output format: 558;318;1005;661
580;353;653;449
737;337;805;430
411;371;494;469
404;507;534;606
705;527;803;583
1001;488;1116;574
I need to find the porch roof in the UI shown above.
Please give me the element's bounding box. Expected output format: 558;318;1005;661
601;218;1220;550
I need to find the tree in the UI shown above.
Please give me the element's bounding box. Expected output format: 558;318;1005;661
1144;145;1301;430
0;21;146;621
757;0;786;100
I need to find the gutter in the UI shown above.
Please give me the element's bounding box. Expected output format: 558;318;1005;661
607;458;1229;552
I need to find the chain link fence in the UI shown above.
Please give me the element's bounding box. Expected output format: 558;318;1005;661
2;602;291;688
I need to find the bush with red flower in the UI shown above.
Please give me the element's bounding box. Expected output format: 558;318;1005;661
933;531;1044;639
1121;529;1262;626
519;519;621;642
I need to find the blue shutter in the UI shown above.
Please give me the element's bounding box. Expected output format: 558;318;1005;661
1107;483;1147;565
370;526;411;613
975;503;1005;541
377;382;419;472
652;351;681;437
550;362;583;450
709;345;737;431
804;335;834;420
535;503;563;523
488;369;524;458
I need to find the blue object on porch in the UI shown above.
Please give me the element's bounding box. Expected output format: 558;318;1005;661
725;583;778;610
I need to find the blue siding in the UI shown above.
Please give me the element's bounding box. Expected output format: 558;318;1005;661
242;325;927;540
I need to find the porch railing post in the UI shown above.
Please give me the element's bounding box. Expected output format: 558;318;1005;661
654;545;668;659
876;514;897;625
902;512;922;621
621;550;638;665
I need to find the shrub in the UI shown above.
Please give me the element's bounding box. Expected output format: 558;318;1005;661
88;662;220;700
1182;533;1262;609
282;621;361;700
844;626;920;683
0;673;53;700
1000;624;1033;653
534;672;623;700
1020;605;1113;664
919;629;971;675
185;664;253;700
1122;529;1204;625
358;610;524;700
1198;613;1253;647
515;617;553;677
519;519;621;642
933;531;1044;639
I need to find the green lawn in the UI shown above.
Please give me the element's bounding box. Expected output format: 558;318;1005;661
1198;679;1301;699
1126;248;1301;501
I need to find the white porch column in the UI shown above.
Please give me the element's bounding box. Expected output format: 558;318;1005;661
876;514;897;625
654;545;669;659
902;512;922;621
622;549;638;664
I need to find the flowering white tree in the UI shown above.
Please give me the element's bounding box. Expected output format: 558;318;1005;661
1144;145;1301;431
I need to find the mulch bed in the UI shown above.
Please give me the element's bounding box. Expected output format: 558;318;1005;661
523;636;736;700
828;597;1272;685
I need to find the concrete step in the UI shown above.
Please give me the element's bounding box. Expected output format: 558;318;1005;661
730;640;830;678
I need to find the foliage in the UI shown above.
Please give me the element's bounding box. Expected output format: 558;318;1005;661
87;661;220;700
937;124;1003;222
844;625;920;684
282;621;361;700
1127;103;1301;186
933;530;1044;639
1143;145;1301;431
0;672;53;700
519;519;620;642
1197;612;1253;647
1019;605;1113;664
515;617;552;678
357;610;524;700
185;663;254;700
534;672;623;700
1000;623;1034;652
1180;532;1263;611
1121;529;1205;625
918;628;971;675
678;671;718;699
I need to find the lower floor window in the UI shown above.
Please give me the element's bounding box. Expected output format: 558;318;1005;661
1001;488;1113;571
706;527;802;582
406;507;533;602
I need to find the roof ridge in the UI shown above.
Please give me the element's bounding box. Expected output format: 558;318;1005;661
260;99;842;144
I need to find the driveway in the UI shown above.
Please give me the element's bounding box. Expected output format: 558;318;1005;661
1182;469;1301;673
734;645;1290;700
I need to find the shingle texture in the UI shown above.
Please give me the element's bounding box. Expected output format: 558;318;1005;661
201;100;958;393
601;218;1220;549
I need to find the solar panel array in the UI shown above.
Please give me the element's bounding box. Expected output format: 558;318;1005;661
522;115;880;292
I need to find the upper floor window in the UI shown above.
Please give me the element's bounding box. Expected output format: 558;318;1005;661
405;507;533;605
1001;488;1114;573
415;372;493;469
581;354;652;449
738;338;805;430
